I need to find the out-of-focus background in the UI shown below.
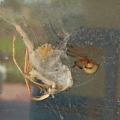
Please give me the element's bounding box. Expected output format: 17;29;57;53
0;0;120;120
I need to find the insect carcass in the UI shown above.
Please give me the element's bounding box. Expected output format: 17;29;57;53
13;24;73;101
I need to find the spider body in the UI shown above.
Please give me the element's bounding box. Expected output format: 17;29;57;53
73;57;99;74
67;45;99;74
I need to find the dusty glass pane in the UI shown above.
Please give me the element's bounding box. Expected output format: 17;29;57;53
0;0;120;120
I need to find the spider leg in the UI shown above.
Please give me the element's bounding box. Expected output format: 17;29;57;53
31;83;56;101
13;36;24;76
32;93;50;101
32;87;51;101
29;78;48;89
24;48;31;95
13;36;31;95
30;78;51;101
